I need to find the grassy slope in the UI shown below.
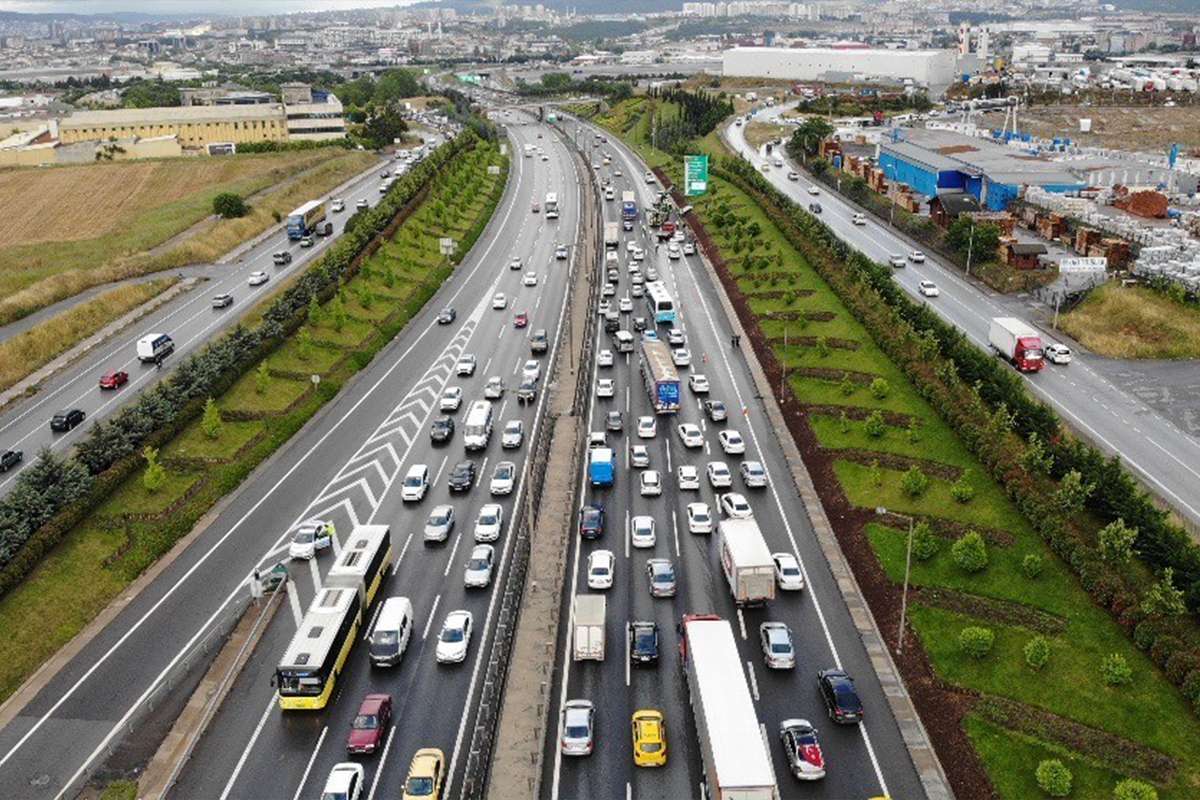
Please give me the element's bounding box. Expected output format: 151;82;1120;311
1059;282;1200;360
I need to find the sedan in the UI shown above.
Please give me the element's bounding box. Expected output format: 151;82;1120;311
508;257;523;271
888;254;907;269
560;700;595;756
437;307;457;325
720;492;754;519
817;669;863;724
596;378;615;398
677;465;700;491
490;461;516;495
356;198;368;210
637;416;656;439
502;420;524;449
211;293;234;309
639;469;663;497
688;374;709;393
555;244;569;260
705;400;728;423
587;549;615;590
618;297;633;313
807;185;820;196
667;243;681;260
435;610;473;664
773;552;805;591
322;763;363;800
98;370;128;390
706;461;733;488
677;424;703;448
447;461;476;492
597;349;614;367
514;312;528;328
631;445;651;468
918;280;940;298
579;504;605;539
606;410;623;432
522;360;541;382
492;293;507;310
484;377;505;399
0;450;23;472
289;519;335;560
629;620;659;666
523;271;539;287
718;429;746;455
667;328;685;346
456;354;477;376
346;693;392;756
50;408;85;432
430;416;454;443
631;515;656;548
780;719;826;781
671;348;691;367
908;250;926;263
1046;343;1072;365
646;559;677;598
760;622;796;669
248;271;269;286
474;503;504;542
741;460;767;488
686;502;713;534
464;544;495;588
440;386;463;411
852;212;866;226
424;505;455;543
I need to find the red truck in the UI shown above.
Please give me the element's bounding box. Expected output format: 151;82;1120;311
989;317;1045;372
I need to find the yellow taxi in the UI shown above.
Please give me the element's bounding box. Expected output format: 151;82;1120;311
631;709;668;767
401;747;445;799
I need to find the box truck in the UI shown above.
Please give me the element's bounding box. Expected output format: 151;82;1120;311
136;333;174;363
717;519;776;606
639;338;681;413
621;191;638;221
604;222;619;251
572;594;606;661
588;447;615;487
989;317;1045;373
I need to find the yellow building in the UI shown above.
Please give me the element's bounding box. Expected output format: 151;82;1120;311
59;104;289;148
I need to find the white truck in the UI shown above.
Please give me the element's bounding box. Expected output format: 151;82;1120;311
680;615;779;800
572;594;606;661
136;333;174;363
604;221;619;251
717;518;776;606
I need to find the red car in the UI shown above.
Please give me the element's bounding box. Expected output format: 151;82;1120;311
514;312;529;328
99;370;129;390
346;693;392;755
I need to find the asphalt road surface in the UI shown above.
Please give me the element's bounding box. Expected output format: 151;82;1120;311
0;149;399;496
726;109;1200;531
0;115;569;800
541;118;927;800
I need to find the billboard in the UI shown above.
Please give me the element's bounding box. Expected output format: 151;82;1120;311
684;154;709;197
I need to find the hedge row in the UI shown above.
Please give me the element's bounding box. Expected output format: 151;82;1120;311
0;128;483;588
713;155;1200;708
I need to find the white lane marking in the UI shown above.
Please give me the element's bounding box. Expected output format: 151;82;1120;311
218;693;277;800
366;725;396;800
307;556;322;596
625;626;632;688
746;660;760;702
433;454;449;486
423;594;442;640
672;509;681;558
625;509;631;560
444;533;462;578
737;608;747;640
391;532;413;576
477;456;489;487
290;725;327;800
363;598;385;642
483;355;493;374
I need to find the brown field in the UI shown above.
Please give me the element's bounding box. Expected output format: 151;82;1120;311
978;105;1200;152
1059;283;1200;360
744;120;790;149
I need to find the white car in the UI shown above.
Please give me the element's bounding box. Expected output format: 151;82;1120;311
509;257;523;271
598;299;611;315
637;416;657;438
320;763;364;800
672;348;691;367
492;293;507;309
587;549;615;589
687;502;713;534
888;254;907;269
248;271;269;286
631;444;651;468
677;423;703;448
490;461;516;495
667;328;685;346
331;199;345;212
627;240;638;254
706;461;733;488
672;230;685;243
474;503;504;542
288;519;335;560
741;460;768;488
435;610;473;663
677;465;700;490
807;186;820;196
597;349;614;367
502;420;524;449
456;354;477;376
424;504;455;542
522;360;541;381
640;469;663;496
618;297;633;313
464;544;495;588
484;376;505;399
667;243;681;260
852;212;866;225
631;246;645;261
719;429;746;455
720;492;754;519
596;377;615;398
602;283;616;298
440;386;463;411
773;552;805;591
631;515;656;548
688;374;709;394
401;465;429;502
644;171;656;184
787;171;799;181
1046;343;1072;365
908;250;926;263
523;271;539;287
683;241;695;256
918;280;940;298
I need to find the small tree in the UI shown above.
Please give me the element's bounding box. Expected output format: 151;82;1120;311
950;471;976;504
1021;431;1054;475
869;459;883;488
1022;553;1045;580
863;410;887;439
1100;652;1134;686
838;376;856;396
255;361;270;395
1054;470;1094;518
1098;518;1138;565
814;337;830;358
142;445;165;494
1113;779;1158;800
900;465;929;498
357;285;373;310
297;328;314;361
201;397;222;440
1025;635;1051;670
1035;759;1073;797
307;295;324;326
869;377;891;399
907;419;922;443
1141;568;1187;617
213;192;248;218
839;412;851;433
959;626;995;659
952;531;989;573
382;264;396;288
331;299;348;333
912;521;939;561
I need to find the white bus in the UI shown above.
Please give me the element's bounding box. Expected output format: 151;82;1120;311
645;281;677;325
463;400;494;450
545;192;559;219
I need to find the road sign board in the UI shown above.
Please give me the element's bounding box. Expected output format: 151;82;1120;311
684;155;708;197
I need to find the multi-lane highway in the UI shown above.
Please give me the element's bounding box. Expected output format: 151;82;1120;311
543;119;927;799
725;110;1200;530
0;115;572;800
0;149;398;495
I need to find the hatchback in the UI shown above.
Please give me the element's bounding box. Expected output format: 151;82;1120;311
596;378;615;398
631;710;667;767
631;445;650;468
705;400;727;422
98;370;128;390
346;694;392;755
456;354;476;376
289;519;335;560
439;387;463;412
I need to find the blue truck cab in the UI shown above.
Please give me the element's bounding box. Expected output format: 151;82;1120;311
589;447;615;487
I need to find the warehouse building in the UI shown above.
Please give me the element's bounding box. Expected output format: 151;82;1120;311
59;104;290;148
722;46;958;91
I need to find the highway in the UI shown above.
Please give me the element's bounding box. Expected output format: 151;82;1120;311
0;147;400;495
725;110;1200;531
0;115;572;800
543;118;927;799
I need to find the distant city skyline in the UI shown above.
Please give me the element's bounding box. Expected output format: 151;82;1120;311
0;0;423;15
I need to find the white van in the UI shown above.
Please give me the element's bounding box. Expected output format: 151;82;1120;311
463;400;494;451
401;464;429;501
136;333;174;363
368;596;414;666
613;330;634;353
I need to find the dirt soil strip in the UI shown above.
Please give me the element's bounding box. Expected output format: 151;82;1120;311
659;169;956;800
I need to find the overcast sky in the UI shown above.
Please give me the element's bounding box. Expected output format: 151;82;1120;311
0;0;421;14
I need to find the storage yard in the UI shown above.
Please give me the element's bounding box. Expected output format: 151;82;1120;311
979;105;1200;152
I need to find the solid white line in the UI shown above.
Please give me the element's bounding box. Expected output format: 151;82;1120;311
477;456;489;488
218;693;277;800
444;533;462;578
433;454;449;487
624;509;631;560
307;556;322;596
392;532;413;576
746;660;760;702
290;725;327;800
286;580;303;629
366;725;396;800
423;594;442;641
672;509;681;558
363;599;384;642
737;608;747;640
625;626;632;688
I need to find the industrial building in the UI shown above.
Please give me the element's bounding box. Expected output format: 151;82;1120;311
722;46;958;91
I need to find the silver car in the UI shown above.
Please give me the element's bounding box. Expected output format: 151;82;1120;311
502;420;524;449
435;610;473;664
560;699;595;756
646;559;677;598
760;622;796;669
464;544;495;588
423;505;455;542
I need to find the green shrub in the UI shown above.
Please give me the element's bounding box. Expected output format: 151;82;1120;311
1100;652;1134;686
959;626;995;659
307;295;323;326
201;397;222;440
1024;635;1051;670
1181;669;1200;703
1112;779;1157;800
838;376;855;396
1035;759;1072;797
1022;553;1044;579
907;419;921;443
869;377;891;399
1098;518;1137;564
212;192;248;218
911;521;939;561
869;459;882;487
949;471;976;504
951;530;988;573
839;412;851;433
900;465;929;498
255;362;270;395
815;337;830;358
863;410;886;439
1140;568;1187;617
142;446;165;494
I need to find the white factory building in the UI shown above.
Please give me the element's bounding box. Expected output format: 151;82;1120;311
722;46;958;91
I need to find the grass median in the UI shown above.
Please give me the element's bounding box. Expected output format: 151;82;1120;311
0;140;508;703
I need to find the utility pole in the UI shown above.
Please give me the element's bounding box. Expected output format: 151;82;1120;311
876;507;915;654
965;223;976;277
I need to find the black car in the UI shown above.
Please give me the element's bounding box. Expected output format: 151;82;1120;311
808;203;822;214
632;317;647;333
516;378;537;405
430;416;455;443
604;312;620;333
211;293;234;309
447;461;476;492
817;669;863;724
437;307;457;325
579;504;605;539
0;449;22;472
705;400;728;423
50;408;85;432
629;621;659;666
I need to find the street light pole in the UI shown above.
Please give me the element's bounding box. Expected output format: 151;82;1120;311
876;507;915;654
965;223;976;277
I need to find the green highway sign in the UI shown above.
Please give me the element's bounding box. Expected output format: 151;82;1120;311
684;154;709;197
